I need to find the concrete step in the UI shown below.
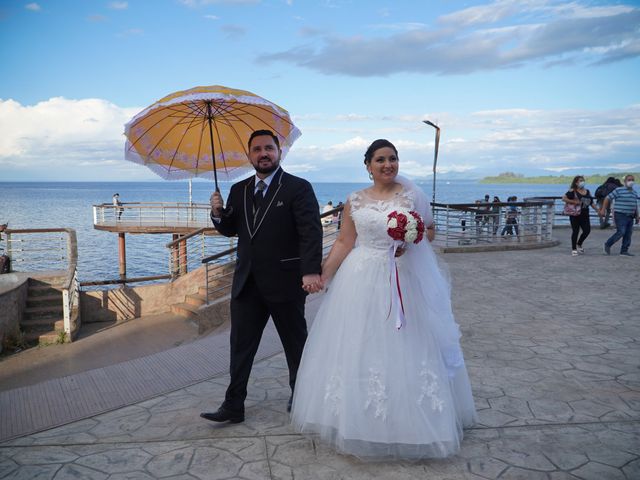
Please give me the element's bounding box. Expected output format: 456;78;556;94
171;302;199;319
21;317;64;332
23;329;65;345
28;276;67;289
24;305;64;320
185;293;206;307
27;294;62;308
28;284;63;298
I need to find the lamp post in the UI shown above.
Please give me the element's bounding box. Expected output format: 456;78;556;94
422;120;440;210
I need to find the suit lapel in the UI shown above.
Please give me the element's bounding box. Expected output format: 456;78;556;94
243;176;255;236
250;169;284;239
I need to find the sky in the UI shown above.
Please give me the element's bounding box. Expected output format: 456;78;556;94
0;0;639;182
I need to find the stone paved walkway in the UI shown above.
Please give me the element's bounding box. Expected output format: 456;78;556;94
0;228;639;479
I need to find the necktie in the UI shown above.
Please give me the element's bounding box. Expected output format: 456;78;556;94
254;180;266;204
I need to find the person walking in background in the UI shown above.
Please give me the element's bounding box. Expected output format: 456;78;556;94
322;200;334;226
333;201;344;229
490;196;501;235
112;193;124;220
481;194;491;227
602;174;639;256
474;200;484;237
595;177;622;229
202;129;323;423
501;196;519;237
562;176;599;256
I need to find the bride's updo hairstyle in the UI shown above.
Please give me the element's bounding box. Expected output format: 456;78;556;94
363;139;398;165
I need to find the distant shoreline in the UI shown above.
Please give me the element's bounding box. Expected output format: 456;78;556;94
480;172;640;185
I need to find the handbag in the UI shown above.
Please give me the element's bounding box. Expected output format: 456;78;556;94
563;201;582;216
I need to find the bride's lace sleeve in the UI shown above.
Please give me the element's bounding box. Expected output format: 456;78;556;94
348;191;363;217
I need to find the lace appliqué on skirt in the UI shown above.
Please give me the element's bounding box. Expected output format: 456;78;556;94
418;361;444;412
324;373;342;417
364;368;388;421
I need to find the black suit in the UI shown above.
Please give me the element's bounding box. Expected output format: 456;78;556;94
212;167;323;413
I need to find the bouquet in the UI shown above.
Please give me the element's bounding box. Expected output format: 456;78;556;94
387;209;425;244
385;209;426;330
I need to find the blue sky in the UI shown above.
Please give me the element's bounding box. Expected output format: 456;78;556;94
1;0;639;182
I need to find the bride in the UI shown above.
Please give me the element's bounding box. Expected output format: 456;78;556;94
291;139;477;459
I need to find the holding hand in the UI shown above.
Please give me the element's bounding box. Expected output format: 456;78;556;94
210;191;224;217
302;273;324;294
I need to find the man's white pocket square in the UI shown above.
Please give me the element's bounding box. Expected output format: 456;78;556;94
276;201;284;207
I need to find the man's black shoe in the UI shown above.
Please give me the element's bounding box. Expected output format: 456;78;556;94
200;407;244;423
287;394;293;412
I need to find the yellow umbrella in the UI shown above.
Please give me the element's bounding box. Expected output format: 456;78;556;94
124;85;301;190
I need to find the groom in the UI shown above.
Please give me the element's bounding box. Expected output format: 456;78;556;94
201;129;323;423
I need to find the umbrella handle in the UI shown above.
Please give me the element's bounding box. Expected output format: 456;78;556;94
206;101;220;193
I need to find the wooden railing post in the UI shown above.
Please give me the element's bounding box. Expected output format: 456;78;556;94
118;232;127;279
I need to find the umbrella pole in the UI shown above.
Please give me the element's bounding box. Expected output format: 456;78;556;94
205;102;220;192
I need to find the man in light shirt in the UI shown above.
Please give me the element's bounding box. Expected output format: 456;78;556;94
601;174;639;256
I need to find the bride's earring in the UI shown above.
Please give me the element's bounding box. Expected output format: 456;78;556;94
368;171;373;180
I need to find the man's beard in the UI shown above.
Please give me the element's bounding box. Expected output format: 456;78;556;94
254;157;280;174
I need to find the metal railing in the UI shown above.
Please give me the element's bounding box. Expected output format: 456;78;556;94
93;202;215;229
3;229;70;272
431;200;555;248
2;228;80;339
166;228;236;278
201;207;344;304
525;196;601;226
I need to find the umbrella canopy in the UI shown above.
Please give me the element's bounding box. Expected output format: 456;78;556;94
124;85;301;188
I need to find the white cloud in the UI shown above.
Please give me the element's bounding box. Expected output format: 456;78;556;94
262;1;640;76
204;14;220;20
544;166;575;172
367;22;428;32
0;97;140;177
438;0;535;27
1;98;639;181
220;24;246;38
25;3;40;11
289;104;640;180
108;1;128;10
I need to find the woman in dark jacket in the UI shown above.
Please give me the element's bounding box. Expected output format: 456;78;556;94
562;175;600;256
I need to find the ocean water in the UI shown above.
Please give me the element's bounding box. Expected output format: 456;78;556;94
0;180;578;282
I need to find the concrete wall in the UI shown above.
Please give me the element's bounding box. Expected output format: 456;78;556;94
80;267;205;323
0;273;29;352
196;295;230;334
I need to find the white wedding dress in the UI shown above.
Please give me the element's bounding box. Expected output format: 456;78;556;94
291;183;477;460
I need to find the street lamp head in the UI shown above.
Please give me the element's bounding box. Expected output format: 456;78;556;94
423;119;439;130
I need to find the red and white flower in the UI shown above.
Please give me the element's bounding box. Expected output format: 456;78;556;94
387;209;425;244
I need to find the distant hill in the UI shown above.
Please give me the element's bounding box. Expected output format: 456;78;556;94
480;172;640;185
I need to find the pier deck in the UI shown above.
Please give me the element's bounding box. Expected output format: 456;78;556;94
0;228;638;479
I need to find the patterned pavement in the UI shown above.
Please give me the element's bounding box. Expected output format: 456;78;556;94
0;227;638;479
